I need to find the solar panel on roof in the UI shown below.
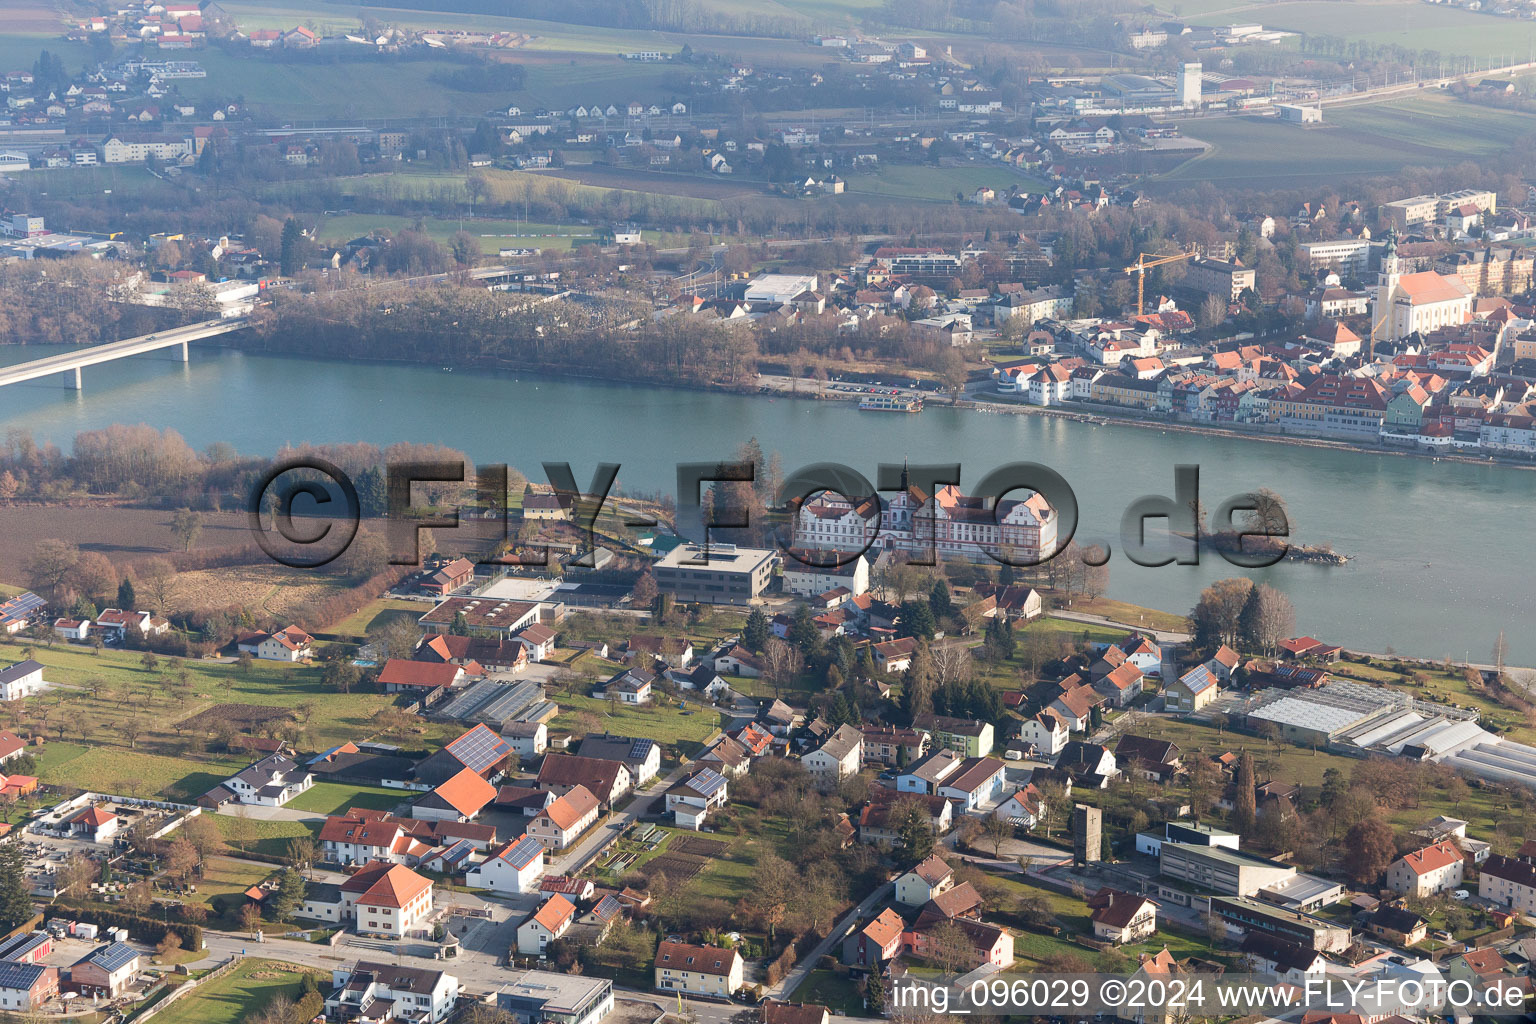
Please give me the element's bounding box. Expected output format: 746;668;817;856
504;835;544;868
90;942;139;972
629;739;654;760
688;768;727;797
0;961;44;991
446;725;513;773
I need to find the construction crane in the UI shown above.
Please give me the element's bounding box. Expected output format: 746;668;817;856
1123;249;1196;316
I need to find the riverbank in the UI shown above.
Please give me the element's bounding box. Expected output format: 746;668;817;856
749;367;1536;471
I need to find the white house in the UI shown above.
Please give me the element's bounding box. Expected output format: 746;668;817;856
1385;840;1465;898
326;963;459;1024
665;766;730;830
1017;710;1069;757
517;893;576;954
503;721;548;759
465;835;545;894
593;668;653;705
212;753;314;807
256;625;314;661
0;661;44;701
801;724;863;780
895;854;954;907
527;786;601;850
781;553;870;598
654;941;744;998
341;862;435;937
53;618;91;641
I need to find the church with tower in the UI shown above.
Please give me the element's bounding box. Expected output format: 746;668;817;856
1371;230;1474;349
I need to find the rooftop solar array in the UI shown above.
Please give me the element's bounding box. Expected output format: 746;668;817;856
0;592;44;625
685;767;727;798
503;835;545;868
0;961;46;990
628;738;654;760
446;724;513;773
89;942;140;972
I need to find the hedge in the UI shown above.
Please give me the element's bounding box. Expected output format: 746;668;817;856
54;901;204;950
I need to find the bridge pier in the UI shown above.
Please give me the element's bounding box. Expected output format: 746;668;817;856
178;341;189;363
71;367;82;390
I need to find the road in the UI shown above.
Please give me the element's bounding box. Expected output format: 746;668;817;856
765;882;893;1002
548;754;713;876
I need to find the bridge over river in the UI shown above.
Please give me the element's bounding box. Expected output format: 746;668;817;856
0;317;249;391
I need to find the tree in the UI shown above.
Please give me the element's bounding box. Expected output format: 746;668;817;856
981;815;1012;857
762;638;802;698
1232;751;1257;834
747;852;796;941
24;538;80;596
1190;578;1253;650
1198;293;1228;330
164;838;201;884
1242;488;1290;539
286;836;316;876
170;508;204;552
1238;583;1295;656
925;919;974;972
890;797;936;863
744;607;771;653
270;868;306;922
279;217;308;277
55;853;96;899
238;901;262;935
899;599;936;641
1342;816;1397;886
929;577;956;621
323;661;361;694
181;813;225;859
449;230;481;267
137;557;177;612
156;932;182;959
116;577;137;612
67;552;117;604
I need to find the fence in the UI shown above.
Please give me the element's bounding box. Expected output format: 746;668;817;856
130;956;239;1023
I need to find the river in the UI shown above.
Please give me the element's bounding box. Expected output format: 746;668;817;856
0;343;1530;662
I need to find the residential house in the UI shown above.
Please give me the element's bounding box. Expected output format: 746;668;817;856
914;714;994;757
1017;711;1069;757
69;942;139;997
528;785;601;850
1386;840;1465;898
653;941;743;998
1090;889;1158;944
897;749;963;794
843;906;905;968
993;783;1045;829
0;661;44;701
1165;661;1221;713
802;724;863;780
896;854;954;906
573;735;658;788
415;724;515;786
411;768;497;823
325;963;459;1024
0;962;57;1011
464;835;545;894
206;753;314;807
1239;933;1327;984
536;754;632;806
593;668;654;705
666;766;729;829
1365;905;1428;947
517;894;576;954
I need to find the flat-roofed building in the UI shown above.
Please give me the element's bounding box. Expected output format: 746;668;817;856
498;971;612;1024
653;543;775;606
1159;842;1295;897
1210;896;1351;952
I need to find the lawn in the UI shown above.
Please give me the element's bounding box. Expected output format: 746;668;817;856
205;814;321;860
0;636;404;792
41;748;242;802
284;781;404;815
550;695;724;753
1187;0;1536;59
317;214;600;255
790;969;866;1015
149;959;322;1024
844;164;1048;202
326;598;426;640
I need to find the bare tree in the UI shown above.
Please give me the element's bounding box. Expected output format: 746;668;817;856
930;642;974;688
762;638;802;698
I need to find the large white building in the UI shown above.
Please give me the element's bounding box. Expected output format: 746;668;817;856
1178;62;1202;106
793;479;1057;565
744;273;818;305
1385;840;1465;898
1372;234;1473;344
326;963;460;1024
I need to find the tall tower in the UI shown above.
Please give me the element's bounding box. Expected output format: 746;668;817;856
1072;804;1102;866
1179;62;1203;107
1370;228;1402;356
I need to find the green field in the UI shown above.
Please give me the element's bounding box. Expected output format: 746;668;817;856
1187;0;1536;59
150;959;322;1024
284;781;404;814
1161;96;1536;188
844;164;1047;202
207;814;321;859
42;747;243;802
317;213;600;254
551;695;724;752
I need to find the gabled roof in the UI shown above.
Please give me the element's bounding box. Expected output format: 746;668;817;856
1091;889;1155;929
529;893;575;933
906;853;952;887
537;785;600;831
861;906;905;947
341;861;433;908
654;940;741;976
378;659;461;690
1396;839;1462;877
427;768;497;818
537;754;625;796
